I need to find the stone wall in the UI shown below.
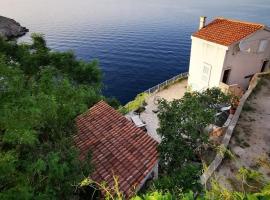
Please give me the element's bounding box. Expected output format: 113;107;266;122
219;82;244;97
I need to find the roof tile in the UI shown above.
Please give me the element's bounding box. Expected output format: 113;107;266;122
193;18;264;46
75;101;158;198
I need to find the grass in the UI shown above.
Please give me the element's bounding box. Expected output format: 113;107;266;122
243;102;256;112
242;141;250;148
250;163;260;170
242;126;251;136
163;85;169;89
161;77;187;90
176;76;187;83
248;117;256;122
250;76;268;97
233;129;243;145
227;177;241;191
256;155;270;171
118;92;149;114
227;168;266;193
233;127;251;148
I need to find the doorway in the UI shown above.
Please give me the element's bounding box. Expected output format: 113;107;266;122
222;69;231;84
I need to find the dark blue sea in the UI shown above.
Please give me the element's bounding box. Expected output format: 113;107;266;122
1;0;270;103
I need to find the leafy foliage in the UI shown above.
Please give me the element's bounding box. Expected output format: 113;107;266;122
119;93;149;114
0;34;103;199
80;175;270;200
156;88;230;192
152;164;202;194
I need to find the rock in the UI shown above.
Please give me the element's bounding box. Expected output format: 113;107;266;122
0;16;29;39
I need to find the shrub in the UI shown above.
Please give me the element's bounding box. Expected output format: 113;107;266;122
119;93;149;114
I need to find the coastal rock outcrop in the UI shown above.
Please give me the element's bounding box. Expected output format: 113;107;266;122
0;16;29;39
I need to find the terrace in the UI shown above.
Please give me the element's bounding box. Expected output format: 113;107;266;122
140;79;188;142
125;72;240;144
125;73;188;143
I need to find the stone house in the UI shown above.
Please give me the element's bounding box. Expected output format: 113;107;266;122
188;17;270;92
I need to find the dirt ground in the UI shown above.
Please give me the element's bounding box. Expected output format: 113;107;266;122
213;76;270;191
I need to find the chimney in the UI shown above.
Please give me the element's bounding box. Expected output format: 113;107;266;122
199;16;207;29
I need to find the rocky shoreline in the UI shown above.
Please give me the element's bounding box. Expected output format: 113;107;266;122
0;16;29;39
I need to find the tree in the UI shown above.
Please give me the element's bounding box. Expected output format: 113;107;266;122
0;34;103;199
156;88;230;192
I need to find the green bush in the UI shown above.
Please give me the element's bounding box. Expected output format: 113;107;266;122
0;34;101;199
119;93;149;114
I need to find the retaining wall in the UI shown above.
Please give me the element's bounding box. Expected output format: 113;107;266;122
200;72;270;185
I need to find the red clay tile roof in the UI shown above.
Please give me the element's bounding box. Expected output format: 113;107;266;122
193;18;264;46
75;101;158;198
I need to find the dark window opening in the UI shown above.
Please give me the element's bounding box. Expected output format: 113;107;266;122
222;69;231;84
261;60;269;72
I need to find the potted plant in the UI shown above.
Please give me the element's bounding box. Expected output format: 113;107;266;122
230;96;240;114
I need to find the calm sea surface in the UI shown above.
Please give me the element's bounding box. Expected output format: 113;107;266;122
1;0;270;103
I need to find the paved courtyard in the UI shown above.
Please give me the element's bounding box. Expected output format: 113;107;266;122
140;79;187;142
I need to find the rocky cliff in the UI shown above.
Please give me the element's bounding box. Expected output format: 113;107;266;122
0;16;29;39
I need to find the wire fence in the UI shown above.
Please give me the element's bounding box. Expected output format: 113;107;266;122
144;72;189;95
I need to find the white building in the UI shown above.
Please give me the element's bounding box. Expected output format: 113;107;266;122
188;17;270;91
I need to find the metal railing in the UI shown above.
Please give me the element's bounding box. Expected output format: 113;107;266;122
144;72;188;95
122;72;188;113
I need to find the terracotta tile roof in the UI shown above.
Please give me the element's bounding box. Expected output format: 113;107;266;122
75;101;158;198
193;18;264;46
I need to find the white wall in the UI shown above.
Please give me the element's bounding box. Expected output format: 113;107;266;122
188;37;228;91
188;29;270;91
222;29;270;89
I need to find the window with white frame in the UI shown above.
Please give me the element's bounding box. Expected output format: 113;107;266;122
239;40;251;53
201;63;211;83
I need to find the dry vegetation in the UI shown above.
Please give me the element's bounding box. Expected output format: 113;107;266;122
213;74;270;192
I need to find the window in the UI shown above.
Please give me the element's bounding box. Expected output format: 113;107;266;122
222;69;231;84
203;65;209;74
201;63;211;84
239;40;251;53
258;40;268;53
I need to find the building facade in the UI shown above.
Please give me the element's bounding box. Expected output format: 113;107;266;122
188;17;270;91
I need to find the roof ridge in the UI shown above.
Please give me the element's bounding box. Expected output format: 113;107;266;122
76;100;108;119
193;17;266;46
215;17;265;27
